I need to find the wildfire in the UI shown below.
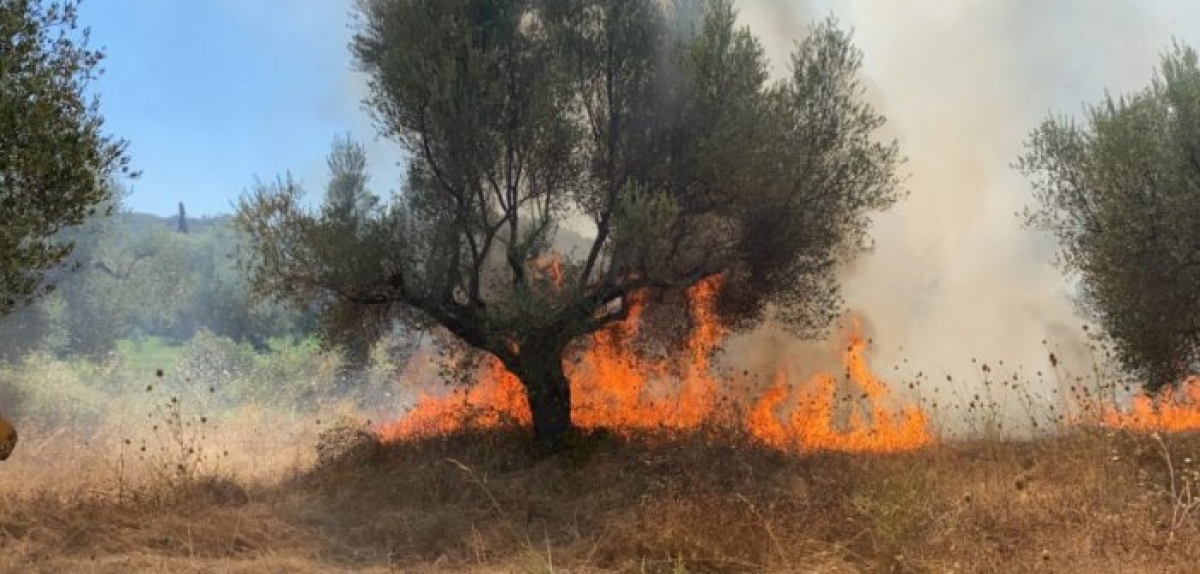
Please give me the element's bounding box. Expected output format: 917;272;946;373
746;326;932;453
379;277;935;453
1099;376;1200;432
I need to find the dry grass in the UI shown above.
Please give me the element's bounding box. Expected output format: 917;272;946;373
3;419;1200;573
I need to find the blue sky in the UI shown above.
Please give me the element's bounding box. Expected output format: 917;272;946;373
80;0;402;217
77;1;1200;219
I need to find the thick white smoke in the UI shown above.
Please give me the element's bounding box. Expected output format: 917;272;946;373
727;0;1200;434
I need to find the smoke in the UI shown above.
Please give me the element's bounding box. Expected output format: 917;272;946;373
722;0;1195;432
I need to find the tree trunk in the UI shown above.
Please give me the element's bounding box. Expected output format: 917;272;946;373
510;343;573;447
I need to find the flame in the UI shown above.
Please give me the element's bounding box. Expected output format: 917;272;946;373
381;263;1200;447
1099;376;1200;432
745;325;932;453
383;358;529;437
531;255;564;289
380;276;934;453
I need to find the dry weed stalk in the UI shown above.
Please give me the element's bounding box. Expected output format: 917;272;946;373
1151;432;1200;541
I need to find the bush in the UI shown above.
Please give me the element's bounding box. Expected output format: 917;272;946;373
245;337;342;409
0;352;109;429
315;416;382;469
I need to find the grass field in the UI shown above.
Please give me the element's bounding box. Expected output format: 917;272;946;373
3;334;1197;572
3;415;1200;573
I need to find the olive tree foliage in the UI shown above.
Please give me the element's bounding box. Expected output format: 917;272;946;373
315;136;394;369
237;0;901;442
1019;43;1200;391
0;0;133;314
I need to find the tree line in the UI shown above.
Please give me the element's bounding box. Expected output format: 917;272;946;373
0;206;308;362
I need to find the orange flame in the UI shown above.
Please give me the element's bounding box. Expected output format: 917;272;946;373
379;277;933;453
1099;376;1200;432
745;326;932;453
531;255;565;290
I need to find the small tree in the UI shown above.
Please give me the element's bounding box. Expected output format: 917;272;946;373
0;0;133;315
1019;43;1200;391
237;0;901;444
316;136;393;369
177;202;188;233
321;135;379;223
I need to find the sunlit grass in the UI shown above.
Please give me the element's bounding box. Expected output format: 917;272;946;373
115;336;187;374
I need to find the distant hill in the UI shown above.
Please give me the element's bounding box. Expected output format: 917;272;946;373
117;211;232;235
114;210;591;248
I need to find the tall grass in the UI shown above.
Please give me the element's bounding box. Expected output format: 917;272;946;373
2;334;1200;572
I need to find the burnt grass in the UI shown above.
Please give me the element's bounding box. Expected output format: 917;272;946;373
4;424;1200;572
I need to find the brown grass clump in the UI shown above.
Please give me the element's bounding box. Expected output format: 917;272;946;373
4;420;1200;572
314;418;383;470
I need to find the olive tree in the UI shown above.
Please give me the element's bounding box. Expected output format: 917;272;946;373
237;0;901;444
0;0;132;314
1019;43;1200;390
